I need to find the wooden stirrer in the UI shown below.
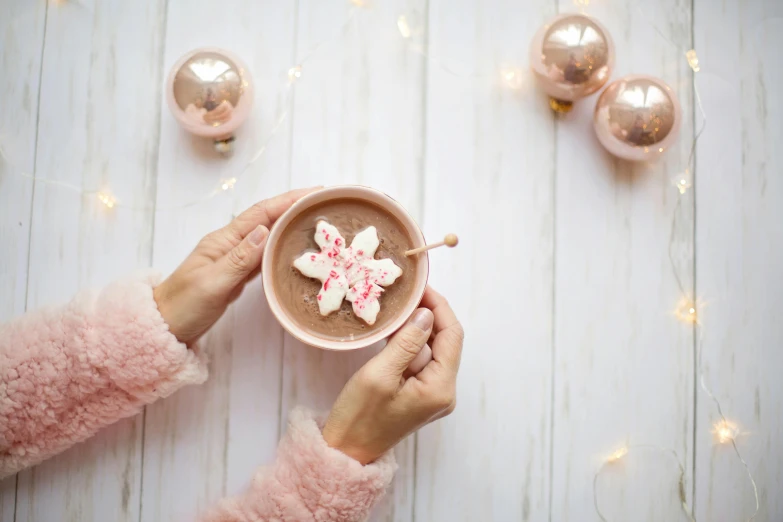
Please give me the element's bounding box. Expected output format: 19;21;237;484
405;234;459;256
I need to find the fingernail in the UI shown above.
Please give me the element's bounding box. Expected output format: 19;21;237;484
411;308;434;331
248;225;269;247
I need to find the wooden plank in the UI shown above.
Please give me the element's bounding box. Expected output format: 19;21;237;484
139;1;297;519
693;0;783;519
413;1;556;520
0;0;47;516
550;1;696;521
278;1;427;520
11;1;167;521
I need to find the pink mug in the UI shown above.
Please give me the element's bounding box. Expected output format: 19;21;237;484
262;186;430;351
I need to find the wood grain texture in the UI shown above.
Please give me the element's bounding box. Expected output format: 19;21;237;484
2;1;783;521
414;1;556;520
693;0;783;520
550;1;696;521
11;1;167;521
279;1;427;519
0;1;47;517
139;1;297;520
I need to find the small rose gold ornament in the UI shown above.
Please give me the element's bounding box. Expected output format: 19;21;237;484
166;48;254;155
593;74;682;162
529;13;614;113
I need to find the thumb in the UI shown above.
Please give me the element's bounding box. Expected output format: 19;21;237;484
373;308;434;376
214;224;269;291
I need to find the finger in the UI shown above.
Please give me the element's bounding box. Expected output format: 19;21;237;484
402;343;432;379
371;308;433;376
224;187;322;242
421;287;464;373
212;225;269;292
420;286;461;334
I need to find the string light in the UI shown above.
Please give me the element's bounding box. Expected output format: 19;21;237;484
349;0;367;6
220;177;237;191
674;297;700;324
594;445;695;522
686;49;701;72
606;446;628;463
499;67;524;90
397;15;412;39
288;65;302;83
97;192;116;209
713;419;739;444
674;169;693;194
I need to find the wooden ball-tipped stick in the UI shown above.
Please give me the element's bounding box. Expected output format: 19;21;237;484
405;234;459;256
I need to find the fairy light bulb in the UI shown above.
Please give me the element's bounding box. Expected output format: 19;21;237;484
220;177;237;191
686;50;700;72
97;192;116;208
397;15;412;39
713;419;738;444
674;169;692;194
288;66;302;83
607;446;628;463
500;67;524;90
675;297;699;324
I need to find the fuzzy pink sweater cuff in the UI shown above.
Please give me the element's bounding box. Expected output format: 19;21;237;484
0;272;207;477
203;407;396;522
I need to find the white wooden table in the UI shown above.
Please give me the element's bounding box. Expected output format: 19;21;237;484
1;0;781;520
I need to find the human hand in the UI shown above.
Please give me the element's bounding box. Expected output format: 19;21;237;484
322;287;464;464
153;187;319;346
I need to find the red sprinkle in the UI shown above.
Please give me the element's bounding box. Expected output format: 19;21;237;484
333;261;338;267
325;234;330;240
357;250;364;256
335;238;342;246
317;294;322;301
330;270;338;278
324;278;330;290
310;255;316;261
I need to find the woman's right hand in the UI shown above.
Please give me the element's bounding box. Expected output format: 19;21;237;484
322;287;464;465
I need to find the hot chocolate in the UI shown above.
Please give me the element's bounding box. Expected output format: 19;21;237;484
272;198;418;341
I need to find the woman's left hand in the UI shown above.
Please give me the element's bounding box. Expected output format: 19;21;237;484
153;187;319;345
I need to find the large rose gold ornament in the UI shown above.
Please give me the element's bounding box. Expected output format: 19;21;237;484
166;48;254;154
593;75;682;162
530;13;614;113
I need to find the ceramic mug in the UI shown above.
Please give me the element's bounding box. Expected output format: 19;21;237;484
262;186;430;351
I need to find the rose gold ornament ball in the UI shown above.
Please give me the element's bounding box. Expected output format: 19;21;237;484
593;74;682;162
529;13;615;113
166;48;254;154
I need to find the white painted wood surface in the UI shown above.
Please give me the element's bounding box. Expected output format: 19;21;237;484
0;0;781;521
0;1;45;519
693;0;783;520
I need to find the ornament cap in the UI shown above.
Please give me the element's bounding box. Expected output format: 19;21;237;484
549;98;574;113
214;136;236;155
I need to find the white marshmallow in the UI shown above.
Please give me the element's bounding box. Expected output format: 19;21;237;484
292;221;403;324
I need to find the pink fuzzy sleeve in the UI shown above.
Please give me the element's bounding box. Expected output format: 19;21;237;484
202;408;396;522
0;272;207;477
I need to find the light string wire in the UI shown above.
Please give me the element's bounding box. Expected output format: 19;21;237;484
591;1;759;521
0;5;360;212
0;2;761;517
593;444;695;522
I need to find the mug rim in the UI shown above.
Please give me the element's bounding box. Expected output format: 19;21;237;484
261;185;429;351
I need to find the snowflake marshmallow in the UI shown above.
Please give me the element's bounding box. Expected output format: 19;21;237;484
293;221;403;324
